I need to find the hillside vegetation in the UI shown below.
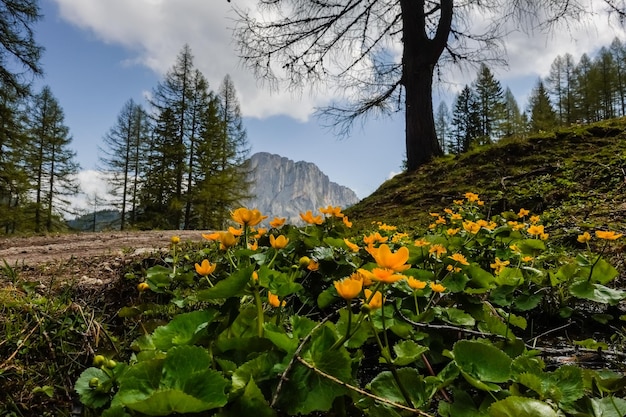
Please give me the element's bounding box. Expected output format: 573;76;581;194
348;118;626;240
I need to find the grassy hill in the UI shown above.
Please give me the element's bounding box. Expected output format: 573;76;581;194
347;118;626;244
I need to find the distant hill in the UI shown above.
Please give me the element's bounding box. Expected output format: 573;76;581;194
67;209;121;232
244;152;360;224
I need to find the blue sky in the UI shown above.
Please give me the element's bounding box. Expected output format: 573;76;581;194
33;0;626;209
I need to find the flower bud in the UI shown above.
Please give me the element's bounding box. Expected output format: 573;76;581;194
93;355;106;367
299;256;311;268
106;359;117;369
89;377;100;388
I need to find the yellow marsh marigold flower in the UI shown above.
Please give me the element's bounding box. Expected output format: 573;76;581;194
270;234;289;249
372;268;406;283
357;268;375;286
363;289;383;310
463;221;481;234
429;212;441;217
371;244;410;272
254;228;267;239
447;228;460;236
414;238;430;247
195;259;217;276
527;224;545;237
577;232;592;243
249;240;259;251
509;244;521;253
449;253;469;266
252;271;259;281
267;292;285;308
363;232;388;246
596;230;623;240
344;239;360;252
137;282;149;292
406;277;427;290
447;265;461;273
490;257;510;275
517;208;530;218
320;205;344;218
444;208;454;215
342;216;353;228
391;232;409;243
530;215;541;224
451;213;463;221
202;232;220;241
476;219;489;228
171;236;181;245
453;199;464;205
334;277;363;300
379;223;397;232
429;244;447;258
307;260;319;271
231;207;267;227
229;226;244;237
218;231;237;249
300;210;324;225
522;256;534;263
508;221;526;231
464;192;480;202
435;216;446;225
430;282;446;293
269;217;286;228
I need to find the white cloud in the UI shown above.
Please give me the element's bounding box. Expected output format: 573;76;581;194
51;0;626;120
67;170;115;213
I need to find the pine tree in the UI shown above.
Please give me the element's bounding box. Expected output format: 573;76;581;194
99;99;150;230
434;101;451;153
594;47;617;120
501;87;526;138
610;37;626;117
451;85;480;153
573;53;600;123
26;86;79;232
527;80;557;133
473;64;505;143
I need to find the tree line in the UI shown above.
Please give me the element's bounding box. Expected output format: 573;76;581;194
98;45;250;231
436;37;626;154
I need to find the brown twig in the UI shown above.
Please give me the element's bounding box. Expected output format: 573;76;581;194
0;317;42;370
296;356;434;417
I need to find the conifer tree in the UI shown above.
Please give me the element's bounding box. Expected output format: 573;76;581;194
501;87;526;138
594;47;617;120
26;86;79;232
99;99;150;230
610;38;626;116
527;80;557;133
434;101;451;153
451;85;480;153
473;64;505;143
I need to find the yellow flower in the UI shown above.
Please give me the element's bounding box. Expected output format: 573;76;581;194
379;223;397;232
344;239;360;252
171;236;181;245
371;244;410;272
269;217;286;228
595;230;623;240
229;226;244;237
406;277;427;290
447;265;461;273
270;234;289;249
527;224;545;236
137;282;150;292
522;256;534;263
334;277;363;300
356;268;375;286
254;228;267;239
446;228;460;236
448;253;469;266
444;208;453;215
490;257;510;275
464;192;480;202
430;282;446;293
462;221;481;234
508;221;526;231
477;200;485;206
363;232;388;245
530;215;541;224
320;205;344;218
429;244;447;258
202;232;220;241
453;199;464;205
307;260;319;271
267;292;285;308
252;271;259;281
372;268;406;283
218;231;237;249
391;232;409;243
435;216;446;225
450;213;463;221
540;233;549;241
414;238;430;247
429;212;440;217
231;207;267;227
248;240;258;250
577;232;591;243
509;244;521;253
342;216;353;228
195;259;217;276
300;210;324;225
363;289;383;310
517;208;530;218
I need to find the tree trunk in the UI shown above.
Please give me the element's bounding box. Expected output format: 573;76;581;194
400;0;452;171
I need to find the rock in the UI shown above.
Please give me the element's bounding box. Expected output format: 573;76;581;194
245;152;360;224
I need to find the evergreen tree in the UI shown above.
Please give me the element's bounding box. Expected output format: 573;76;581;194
451;85;480;153
473;64;505;143
573;53;600;123
434;101;451;153
26;86;79;232
610;37;626;116
527;80;557;133
500;87;526;138
99;99;150;230
594;47;617;120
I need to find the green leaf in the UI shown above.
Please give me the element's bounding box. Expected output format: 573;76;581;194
227;378;277;417
517;239;545;255
466;265;496;292
75;367;112;408
146;265;173;293
436;307;476;327
513;293;542;311
569;280;626;305
453;340;512;383
368;368;428;407
263;323;298;353
489;397;557;417
32;385;54;398
102;406;132;417
151;309;219;350
495;268;524;287
574;338;609;350
590;396;626;417
196;266;253;300
335;307;371;349
231;352;280;393
438;388;486;417
589;258;619;284
552;263;580;286
392;340;428;366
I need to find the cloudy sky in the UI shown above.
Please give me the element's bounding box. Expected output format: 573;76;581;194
34;0;626;210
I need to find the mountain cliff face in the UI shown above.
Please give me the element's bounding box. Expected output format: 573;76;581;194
244;152;360;224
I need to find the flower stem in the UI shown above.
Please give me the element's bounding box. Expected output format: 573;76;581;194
253;285;264;338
